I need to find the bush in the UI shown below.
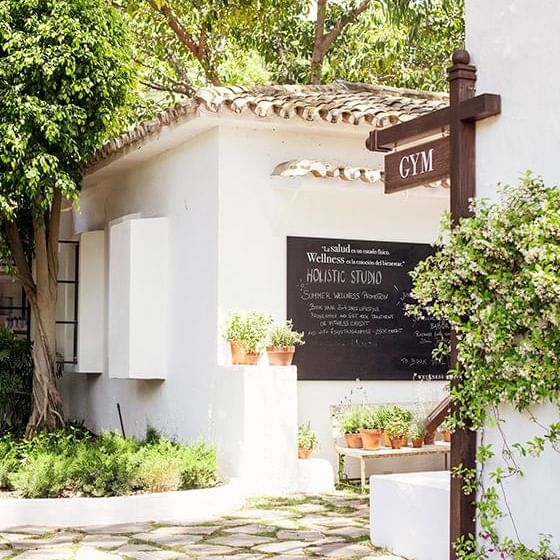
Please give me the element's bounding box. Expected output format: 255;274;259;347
0;327;33;434
10;453;70;498
0;426;217;498
338;408;364;434
70;432;139;497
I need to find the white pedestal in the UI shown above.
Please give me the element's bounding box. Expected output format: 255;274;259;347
297;458;335;493
370;471;450;560
213;365;298;495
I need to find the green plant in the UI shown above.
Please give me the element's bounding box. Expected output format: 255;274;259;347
0;436;17;489
361;407;382;430
410;418;427;440
338;408;364;434
375;406;393;429
0;327;33;434
385;418;410;440
9;452;70;498
224;311;273;353
387;405;413;424
70;432;139;497
410;173;560;559
269;320;305;348
298;423;318;450
178;442;217;490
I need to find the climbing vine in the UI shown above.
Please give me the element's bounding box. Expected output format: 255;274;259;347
409;173;560;559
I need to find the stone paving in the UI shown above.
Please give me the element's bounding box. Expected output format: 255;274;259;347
0;492;404;559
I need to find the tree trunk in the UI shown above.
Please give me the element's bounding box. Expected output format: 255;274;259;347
310;0;327;84
26;293;63;437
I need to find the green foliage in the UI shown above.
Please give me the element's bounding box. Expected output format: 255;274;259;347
410;173;560;559
298;423;318;450
361;407;382;430
121;0;463;113
384;418;410;439
410;418;427;440
338;408;364;434
0;0;136;221
269;320;305;348
225;311;273;353
0;326;32;434
70;432;139;497
0;426;217;497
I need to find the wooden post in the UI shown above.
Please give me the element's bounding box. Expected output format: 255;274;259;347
448;48;478;559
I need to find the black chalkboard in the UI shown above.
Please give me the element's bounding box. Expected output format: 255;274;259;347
286;236;449;381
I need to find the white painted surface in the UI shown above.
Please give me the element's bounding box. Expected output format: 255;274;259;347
296;458;335;493
63;114;449;481
0;482;244;529
77;231;105;373
108;217;169;379
467;1;560;553
213;365;299;495
370;471;450;560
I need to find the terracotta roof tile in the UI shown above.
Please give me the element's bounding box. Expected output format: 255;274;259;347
90;82;447;168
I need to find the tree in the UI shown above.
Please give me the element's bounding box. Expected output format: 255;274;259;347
0;0;136;435
121;0;463;107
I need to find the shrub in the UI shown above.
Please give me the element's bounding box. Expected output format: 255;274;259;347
134;439;182;493
362;407;382;430
385;418;410;440
269;320;305;348
9;452;70;498
224;312;273;353
338;408;364;434
70;432;139;497
178;442;217;490
0;436;17;489
297;423;318;450
0;327;33;434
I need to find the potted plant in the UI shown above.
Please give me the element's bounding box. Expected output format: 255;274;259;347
266;320;305;366
410;419;427;448
297;423;318;459
382;406;412;446
338;408;364;448
360;407;383;450
385;418;410;449
224;311;272;365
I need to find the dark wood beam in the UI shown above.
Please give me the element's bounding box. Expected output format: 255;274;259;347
459;93;501;122
424;395;451;434
366;107;450;152
448;49;478;560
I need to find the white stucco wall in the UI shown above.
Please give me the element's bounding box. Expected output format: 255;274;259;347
467;1;560;554
62;128;220;441
216;124;449;472
62;116;449;480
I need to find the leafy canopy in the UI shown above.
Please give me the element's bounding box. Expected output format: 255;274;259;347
0;0;136;221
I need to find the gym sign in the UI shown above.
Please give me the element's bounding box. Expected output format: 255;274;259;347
383;136;449;194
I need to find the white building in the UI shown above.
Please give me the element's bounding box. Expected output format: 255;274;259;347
56;82;451;490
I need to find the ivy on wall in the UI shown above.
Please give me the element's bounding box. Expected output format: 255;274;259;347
409;173;560;559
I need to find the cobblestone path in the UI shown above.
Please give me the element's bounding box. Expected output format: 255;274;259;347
0;492;403;559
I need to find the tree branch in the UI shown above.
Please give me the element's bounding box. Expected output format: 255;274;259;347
4;221;36;300
145;0;221;86
309;0;371;84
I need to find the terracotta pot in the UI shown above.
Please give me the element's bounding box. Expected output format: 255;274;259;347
230;340;246;365
244;351;261;365
424;431;436;445
266;345;295;366
360;429;383;450
390;437;406;450
443;430;451;443
298;447;313;459
412;437;424;449
344;433;363;448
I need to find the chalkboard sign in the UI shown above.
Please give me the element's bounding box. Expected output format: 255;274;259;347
287;236;449;381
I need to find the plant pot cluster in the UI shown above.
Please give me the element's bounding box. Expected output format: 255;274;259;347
338;405;452;451
225;312;304;366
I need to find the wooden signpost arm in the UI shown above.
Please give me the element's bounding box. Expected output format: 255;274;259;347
448;48;478;560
